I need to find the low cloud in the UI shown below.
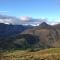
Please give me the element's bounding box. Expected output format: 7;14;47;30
0;16;48;26
20;16;32;22
19;16;48;25
0;15;60;26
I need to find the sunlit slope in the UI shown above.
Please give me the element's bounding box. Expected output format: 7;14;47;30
1;48;60;60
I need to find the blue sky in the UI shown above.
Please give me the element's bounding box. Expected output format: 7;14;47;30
0;0;60;22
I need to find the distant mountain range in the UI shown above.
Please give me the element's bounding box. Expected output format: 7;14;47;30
0;23;33;39
0;15;60;50
0;22;60;50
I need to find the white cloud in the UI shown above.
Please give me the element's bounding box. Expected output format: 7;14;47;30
1;15;60;26
0;19;16;25
0;16;48;26
20;16;32;22
19;17;48;25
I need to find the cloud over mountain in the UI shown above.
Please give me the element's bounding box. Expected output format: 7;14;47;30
0;15;48;26
0;15;60;26
19;16;48;26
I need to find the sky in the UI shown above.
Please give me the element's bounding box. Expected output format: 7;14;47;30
0;0;60;25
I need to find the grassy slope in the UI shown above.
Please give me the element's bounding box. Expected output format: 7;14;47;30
1;48;60;60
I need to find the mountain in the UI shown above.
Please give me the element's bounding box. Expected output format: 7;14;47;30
53;23;60;29
0;22;60;50
0;23;33;40
16;22;60;49
38;22;52;29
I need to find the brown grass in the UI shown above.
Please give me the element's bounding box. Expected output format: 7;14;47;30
0;48;60;60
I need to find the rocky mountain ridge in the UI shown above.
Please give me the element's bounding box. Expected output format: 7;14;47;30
0;22;60;50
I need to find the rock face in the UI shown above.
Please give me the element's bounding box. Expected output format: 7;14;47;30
0;22;60;50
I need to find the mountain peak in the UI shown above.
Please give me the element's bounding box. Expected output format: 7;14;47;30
40;22;48;26
39;22;51;29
